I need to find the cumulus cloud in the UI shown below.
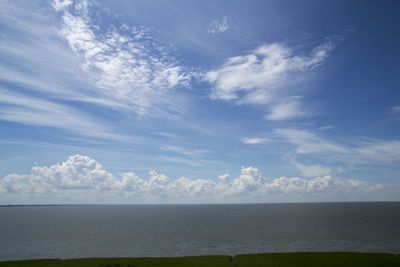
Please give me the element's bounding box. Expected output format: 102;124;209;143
208;16;229;34
0;174;30;194
266;176;331;194
230;167;266;194
206;42;332;120
0;155;383;203
30;155;118;194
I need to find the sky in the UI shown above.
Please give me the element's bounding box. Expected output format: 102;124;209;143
0;0;399;204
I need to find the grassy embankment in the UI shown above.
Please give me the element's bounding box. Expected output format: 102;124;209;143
0;252;399;267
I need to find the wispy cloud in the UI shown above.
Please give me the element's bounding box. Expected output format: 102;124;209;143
241;138;268;144
206;42;333;120
264;96;306;120
0;87;129;141
160;145;210;157
157;156;204;167
291;160;332;177
0;155;383;203
356;140;400;162
392;106;400;113
0;1;90;99
390;106;400;120
318;125;334;130
276;128;400;169
157;144;215;167
0;0;197;140
276;128;346;154
208;16;229;34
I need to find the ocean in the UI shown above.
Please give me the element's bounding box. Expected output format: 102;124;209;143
0;202;399;261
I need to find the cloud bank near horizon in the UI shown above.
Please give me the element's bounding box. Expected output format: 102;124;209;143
0;155;383;204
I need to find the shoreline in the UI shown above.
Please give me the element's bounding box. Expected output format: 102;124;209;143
1;252;399;267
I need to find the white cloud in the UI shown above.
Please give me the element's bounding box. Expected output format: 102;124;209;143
218;173;230;183
158;145;215;167
0;0;194;140
318;125;334;130
0;155;383;203
169;177;216;197
231;166;266;194
52;0;73;11
276;128;346;154
277;128;400;162
390;106;400;120
392;106;400;113
242;138;268;144
0;174;29;194
206;42;332;119
119;172;147;193
266;176;331;194
157;156;204;167
264;97;306;120
276;128;400;174
0;87;129;141
291;160;332;177
160;145;210;157
148;170;169;194
53;0;191;117
0;1;94;100
208;16;229;34
30;154;118;192
356;140;400;162
265;175;383;195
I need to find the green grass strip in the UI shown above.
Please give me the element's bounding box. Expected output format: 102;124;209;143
0;252;399;267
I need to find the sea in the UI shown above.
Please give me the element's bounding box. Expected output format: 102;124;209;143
0;202;399;261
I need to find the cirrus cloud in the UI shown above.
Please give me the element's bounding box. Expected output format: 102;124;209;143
276;128;400;177
241;138;268;144
53;0;192;117
208;16;229;34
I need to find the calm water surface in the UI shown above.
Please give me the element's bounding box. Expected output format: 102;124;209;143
0;202;399;260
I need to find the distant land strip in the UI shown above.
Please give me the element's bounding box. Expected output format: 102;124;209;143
1;201;399;207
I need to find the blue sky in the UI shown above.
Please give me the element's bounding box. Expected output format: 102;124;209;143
0;0;399;204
